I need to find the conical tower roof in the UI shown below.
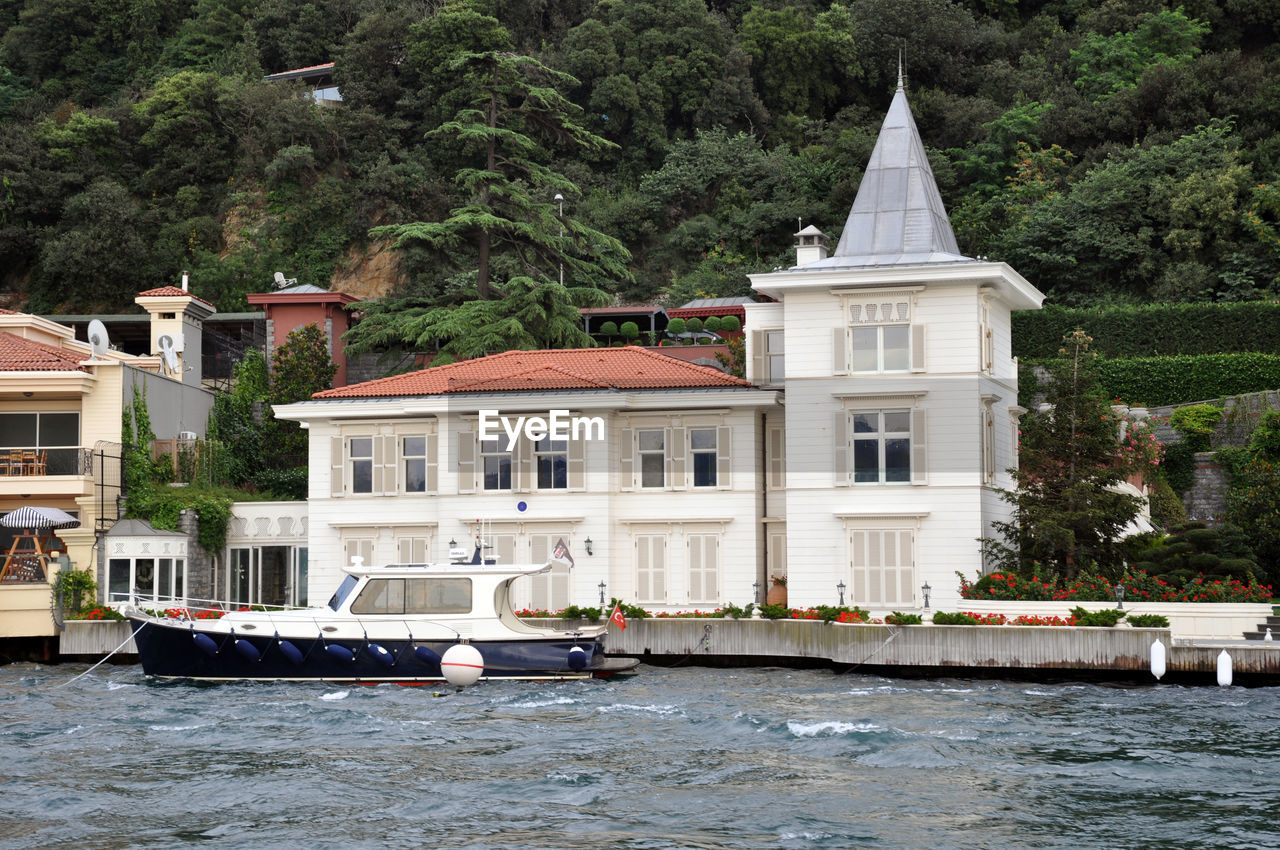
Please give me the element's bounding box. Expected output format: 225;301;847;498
809;72;970;269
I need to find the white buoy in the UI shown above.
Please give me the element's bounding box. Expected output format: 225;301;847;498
1216;649;1232;687
1265;628;1273;643
1149;639;1166;681
440;643;484;687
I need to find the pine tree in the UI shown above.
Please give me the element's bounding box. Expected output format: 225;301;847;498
984;330;1142;580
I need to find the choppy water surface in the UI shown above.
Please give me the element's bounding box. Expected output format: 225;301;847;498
2;663;1278;849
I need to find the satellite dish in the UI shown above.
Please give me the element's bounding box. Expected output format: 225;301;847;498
87;320;110;359
157;334;180;375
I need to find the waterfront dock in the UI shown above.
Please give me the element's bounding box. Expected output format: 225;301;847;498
49;618;1280;685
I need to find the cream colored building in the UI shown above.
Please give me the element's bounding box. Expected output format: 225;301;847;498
0;288;215;637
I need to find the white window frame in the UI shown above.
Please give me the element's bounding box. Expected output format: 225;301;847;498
403;435;429;493
850;324;911;373
479;436;512;491
534;435;569;490
638;429;665;489
349;436;374;494
851;410;913;484
690;428;718;488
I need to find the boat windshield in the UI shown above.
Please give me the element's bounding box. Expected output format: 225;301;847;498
327;575;359;611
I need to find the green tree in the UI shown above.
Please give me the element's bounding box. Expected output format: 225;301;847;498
984;330;1143;580
372;22;628;301
345;275;606;364
207;348;270;491
1070;9;1210;101
266;323;337;464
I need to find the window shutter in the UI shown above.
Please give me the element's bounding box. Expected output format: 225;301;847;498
751;330;766;384
568;434;586;490
669;426;686;490
618;428;634;491
833;412;849;487
832;327;847;375
716;425;732;489
512;435;530;493
911;409;928;484
768;426;785;489
426;432;438;493
380;435;397;494
330;437;344;497
911;324;926;372
457;429;475;494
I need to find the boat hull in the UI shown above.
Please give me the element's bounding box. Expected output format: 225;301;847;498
128;616;638;683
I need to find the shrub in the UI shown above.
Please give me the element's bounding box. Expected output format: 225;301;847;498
1148;477;1187;527
1248;409;1280;461
885;612;923;625
53;567;97;614
620;321;639;341
759;602;790;619
598;320;618;338
1013;302;1280;359
719;315;741;332
1126;613;1171;628
685;317;703;333
1069;607;1126;627
1162;441;1197;493
703;316;722;332
666;317;687;335
1170;403;1225;450
958;567;1271;603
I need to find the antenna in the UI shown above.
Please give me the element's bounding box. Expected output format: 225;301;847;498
87;320;110;359
157;334;180;375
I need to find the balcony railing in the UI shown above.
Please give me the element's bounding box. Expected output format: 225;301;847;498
0;447;95;477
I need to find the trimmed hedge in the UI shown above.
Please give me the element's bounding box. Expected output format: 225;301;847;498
1021;353;1280;407
1013;302;1280;359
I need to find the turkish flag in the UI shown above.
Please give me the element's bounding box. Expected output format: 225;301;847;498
609;602;627;631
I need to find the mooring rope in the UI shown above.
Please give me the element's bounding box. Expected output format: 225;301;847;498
50;620;148;689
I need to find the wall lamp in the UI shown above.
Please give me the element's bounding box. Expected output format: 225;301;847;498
584;536;593;556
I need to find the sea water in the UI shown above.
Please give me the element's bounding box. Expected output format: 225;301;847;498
2;663;1278;849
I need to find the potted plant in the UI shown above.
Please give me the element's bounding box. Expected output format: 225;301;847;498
766;575;788;606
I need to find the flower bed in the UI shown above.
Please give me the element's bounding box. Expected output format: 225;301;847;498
959;569;1273;604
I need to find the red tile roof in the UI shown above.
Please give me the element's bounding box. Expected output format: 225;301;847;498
136;286;216;309
0;331;88;372
315;347;751;398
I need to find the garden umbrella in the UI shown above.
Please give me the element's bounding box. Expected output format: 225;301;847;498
0;506;80;530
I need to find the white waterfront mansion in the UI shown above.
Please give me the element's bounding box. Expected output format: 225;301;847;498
271;79;1044;615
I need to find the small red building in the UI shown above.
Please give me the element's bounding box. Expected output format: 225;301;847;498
247;284;358;388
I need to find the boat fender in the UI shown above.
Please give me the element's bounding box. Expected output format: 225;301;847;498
367;643;395;668
1217;649;1232;687
325;643;355;663
234;638;261;663
277;639;305;665
440;644;484;687
568;645;588;671
1149;639;1166;681
192;632;219;657
414;645;442;666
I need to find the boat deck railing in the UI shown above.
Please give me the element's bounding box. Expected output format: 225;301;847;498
108;592;298;617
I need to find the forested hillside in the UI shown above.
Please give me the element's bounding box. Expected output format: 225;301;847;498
1;0;1278;329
